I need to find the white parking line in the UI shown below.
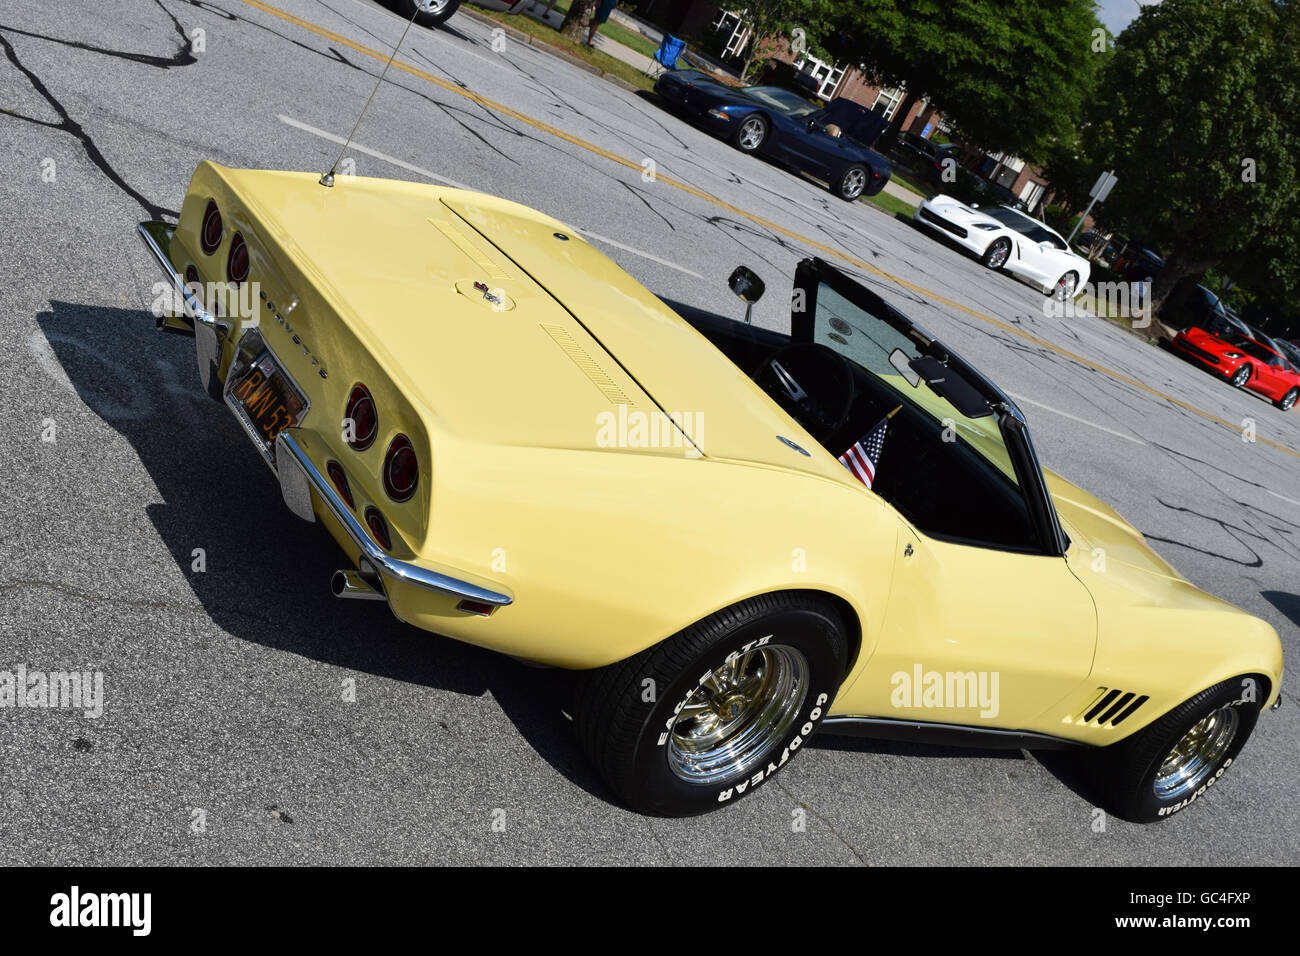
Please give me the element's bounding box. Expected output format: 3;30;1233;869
579;230;704;279
277;114;705;280
1007;392;1147;445
277;114;472;189
1267;490;1300;509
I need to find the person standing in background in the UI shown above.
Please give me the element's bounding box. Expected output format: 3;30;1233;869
586;0;619;46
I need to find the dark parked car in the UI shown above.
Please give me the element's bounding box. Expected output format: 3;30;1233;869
1113;245;1165;281
1161;285;1247;337
1275;338;1300;368
653;70;892;201
892;130;960;181
949;168;1029;211
403;0;461;26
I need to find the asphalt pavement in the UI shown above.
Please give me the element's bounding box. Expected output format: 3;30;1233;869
1;0;1297;865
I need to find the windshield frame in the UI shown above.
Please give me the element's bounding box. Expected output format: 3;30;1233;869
790;257;1069;557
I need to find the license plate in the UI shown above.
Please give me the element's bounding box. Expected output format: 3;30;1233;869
229;354;306;447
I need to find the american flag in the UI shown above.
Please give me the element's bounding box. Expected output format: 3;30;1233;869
838;406;900;488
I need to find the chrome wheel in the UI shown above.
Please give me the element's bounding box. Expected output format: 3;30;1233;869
1054;273;1078;301
416;0;452;10
667;645;809;784
1153;705;1239;800
737;116;766;151
984;239;1010;269
1282;388;1298;410
1231;364;1251;388
840;167;867;199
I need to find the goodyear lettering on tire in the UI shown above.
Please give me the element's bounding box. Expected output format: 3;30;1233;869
717;693;829;802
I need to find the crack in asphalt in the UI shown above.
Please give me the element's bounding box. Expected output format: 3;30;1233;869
0;6;191;221
0;0;196;68
772;777;868;865
641;819;675;863
618;179;676;232
1145;498;1271;568
0;577;301;633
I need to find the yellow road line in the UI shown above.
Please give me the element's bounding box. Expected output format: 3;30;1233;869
238;0;1299;459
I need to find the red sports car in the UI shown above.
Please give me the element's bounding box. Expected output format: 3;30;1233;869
1172;325;1300;410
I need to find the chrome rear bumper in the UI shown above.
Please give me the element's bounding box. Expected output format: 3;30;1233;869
136;221;226;400
136;220;513;610
275;431;513;608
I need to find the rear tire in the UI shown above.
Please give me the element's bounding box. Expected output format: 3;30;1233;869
1083;676;1262;823
1050;272;1079;301
575;593;848;816
402;0;461;27
834;165;869;201
1274;387;1298;410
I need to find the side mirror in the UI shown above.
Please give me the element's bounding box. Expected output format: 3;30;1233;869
728;266;765;303
970;202;980;208
728;266;765;325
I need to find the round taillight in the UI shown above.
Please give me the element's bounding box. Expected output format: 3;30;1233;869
200;200;223;254
344;385;377;450
226;232;249;284
364;507;391;550
326;460;354;510
383;435;418;502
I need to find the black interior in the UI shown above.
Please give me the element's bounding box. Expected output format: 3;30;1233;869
752;343;856;443
677;302;1039;552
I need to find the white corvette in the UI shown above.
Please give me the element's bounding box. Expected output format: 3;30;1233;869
915;195;1090;300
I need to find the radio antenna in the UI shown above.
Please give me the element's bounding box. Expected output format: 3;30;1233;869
320;5;424;187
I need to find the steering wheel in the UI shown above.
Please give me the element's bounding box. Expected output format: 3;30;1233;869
752;343;856;443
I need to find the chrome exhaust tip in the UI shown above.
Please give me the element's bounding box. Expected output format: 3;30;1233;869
331;568;386;601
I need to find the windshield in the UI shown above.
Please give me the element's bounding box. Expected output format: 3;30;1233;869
1201;308;1247;337
742;86;817;117
810;281;1020;484
1251;329;1284;354
981;208;1064;247
1225;334;1277;362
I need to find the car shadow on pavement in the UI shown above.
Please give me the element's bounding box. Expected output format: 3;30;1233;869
809;734;1107;809
1261;590;1300;630
35;300;614;806
809;735;1026;761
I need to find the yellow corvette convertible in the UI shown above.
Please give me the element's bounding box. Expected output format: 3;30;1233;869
137;162;1283;819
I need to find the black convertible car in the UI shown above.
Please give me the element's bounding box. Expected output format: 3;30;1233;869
653;70;892;201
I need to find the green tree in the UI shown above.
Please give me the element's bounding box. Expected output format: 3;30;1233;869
731;1;837;81
825;0;1105;162
1086;0;1300;319
1040;124;1106;212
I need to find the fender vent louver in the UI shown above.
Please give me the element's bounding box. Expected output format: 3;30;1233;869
1064;687;1149;728
541;324;635;407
